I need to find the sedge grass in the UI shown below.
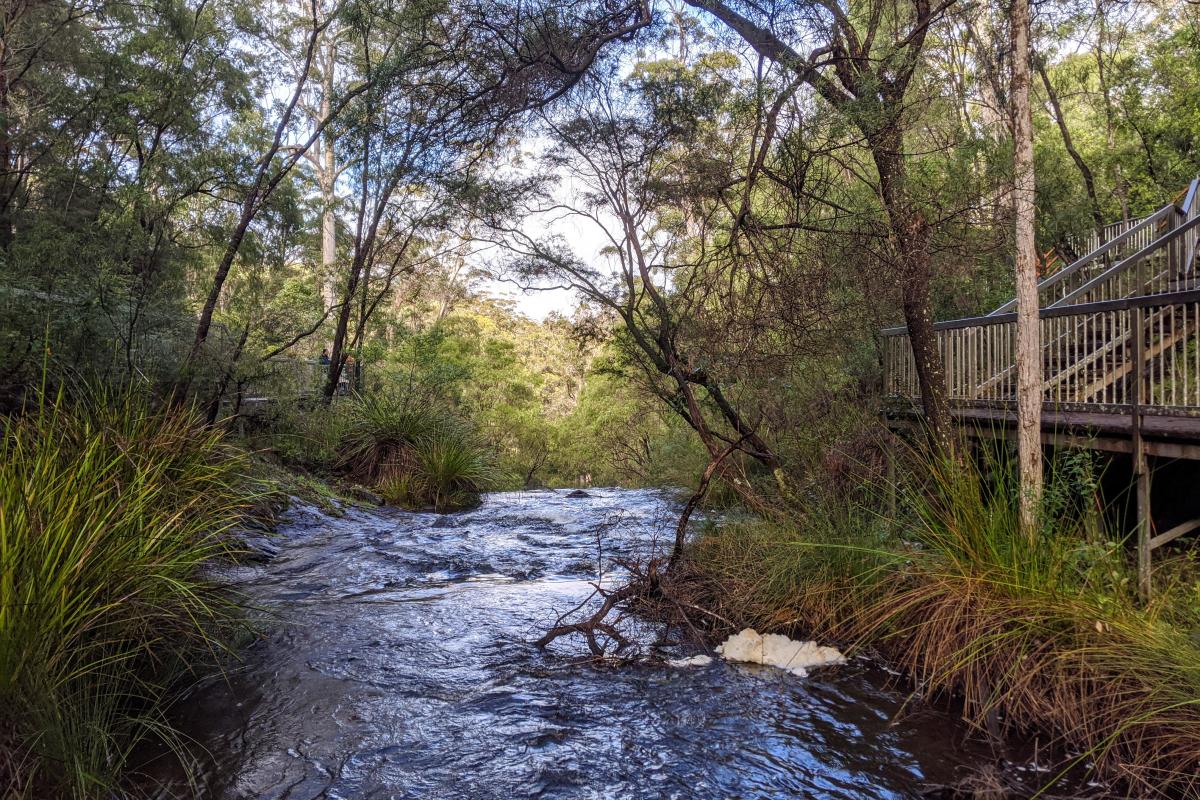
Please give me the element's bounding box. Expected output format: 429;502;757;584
681;442;1200;796
336;393;496;511
0;388;253;797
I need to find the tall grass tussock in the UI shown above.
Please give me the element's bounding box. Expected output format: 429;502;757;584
681;443;1200;797
0;388;253;797
336;393;496;511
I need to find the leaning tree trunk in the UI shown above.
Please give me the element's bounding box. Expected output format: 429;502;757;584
323;252;362;403
901;274;952;454
0;38;12;252
872;131;953;454
1037;59;1104;242
1012;0;1042;538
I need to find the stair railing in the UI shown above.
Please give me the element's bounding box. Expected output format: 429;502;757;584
1049;213;1200;308
884;177;1200;410
883;289;1200;412
990;205;1173;315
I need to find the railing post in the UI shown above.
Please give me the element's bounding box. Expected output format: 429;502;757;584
884;424;897;522
1133;253;1152;601
1166;208;1179;280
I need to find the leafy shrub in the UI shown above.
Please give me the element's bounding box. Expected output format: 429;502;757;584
266;401;344;470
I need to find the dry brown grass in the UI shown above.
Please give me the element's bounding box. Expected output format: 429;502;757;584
671;448;1200;797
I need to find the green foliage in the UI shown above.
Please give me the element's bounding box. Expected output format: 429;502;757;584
413;433;497;510
265;402;345;472
544;361;708;488
0;388;253;797
335;393;496;510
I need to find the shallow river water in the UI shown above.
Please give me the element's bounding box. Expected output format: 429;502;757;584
149;488;1047;799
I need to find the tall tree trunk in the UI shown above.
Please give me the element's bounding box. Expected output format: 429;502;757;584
1095;3;1128;222
323;168;398;403
184;11;366;388
0;27;13;252
679;0;954;454
319;36;338;314
1012;0;1042;537
324;253;362;402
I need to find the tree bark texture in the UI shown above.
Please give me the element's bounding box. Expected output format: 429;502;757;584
1012;0;1043;537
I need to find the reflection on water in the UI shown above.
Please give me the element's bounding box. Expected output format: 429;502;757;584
149;489;1028;799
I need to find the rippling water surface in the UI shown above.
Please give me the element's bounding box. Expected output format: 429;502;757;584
151;488;1022;799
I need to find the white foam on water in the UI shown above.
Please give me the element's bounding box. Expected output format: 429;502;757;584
715;628;846;677
666;654;713;668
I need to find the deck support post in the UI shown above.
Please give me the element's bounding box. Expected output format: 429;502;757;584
1132;283;1152;601
1135;448;1151;601
885;430;897;522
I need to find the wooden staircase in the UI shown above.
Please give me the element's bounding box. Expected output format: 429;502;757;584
881;176;1200;598
883;175;1200;413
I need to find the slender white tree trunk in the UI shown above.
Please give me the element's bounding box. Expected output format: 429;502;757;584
1012;0;1041;537
319;37;338;313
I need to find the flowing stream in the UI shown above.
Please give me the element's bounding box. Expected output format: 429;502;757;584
149;488;1046;799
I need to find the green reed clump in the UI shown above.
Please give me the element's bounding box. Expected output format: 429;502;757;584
335;393;495;510
414;431;496;511
683;501;900;638
0;388;252;797
682;442;1200;797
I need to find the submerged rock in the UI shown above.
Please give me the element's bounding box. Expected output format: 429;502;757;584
346;485;384;506
715;628;845;677
238;533;281;562
565;489;591;498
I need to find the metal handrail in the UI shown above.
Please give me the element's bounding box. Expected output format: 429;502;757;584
881;288;1200;336
989;204;1172;315
1182;177;1200;273
1182;177;1200;215
1048;213;1200;308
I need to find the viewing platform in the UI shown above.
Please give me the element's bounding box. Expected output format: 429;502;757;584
882;176;1200;589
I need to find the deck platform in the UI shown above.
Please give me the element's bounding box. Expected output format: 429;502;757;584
889;406;1200;460
882;178;1200;596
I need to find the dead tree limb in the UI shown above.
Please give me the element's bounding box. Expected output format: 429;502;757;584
669;435;749;569
534;559;661;655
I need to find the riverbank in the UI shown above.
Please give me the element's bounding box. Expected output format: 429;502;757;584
0;385;503;796
0;369;534;796
0;391;261;797
670;449;1200;798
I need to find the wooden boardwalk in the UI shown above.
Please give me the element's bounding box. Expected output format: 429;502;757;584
882;176;1200;591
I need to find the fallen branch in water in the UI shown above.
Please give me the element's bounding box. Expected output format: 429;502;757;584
536;469;748;657
534;558;662;655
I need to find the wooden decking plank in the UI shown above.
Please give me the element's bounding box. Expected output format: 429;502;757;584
952;406;1200;438
1149;518;1200;549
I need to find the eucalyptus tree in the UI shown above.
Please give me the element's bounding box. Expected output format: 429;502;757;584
682;0;961;450
314;0;654;402
1011;0;1040;535
0;0;257;388
489;67;828;512
185;0;367;384
1032;1;1200;248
